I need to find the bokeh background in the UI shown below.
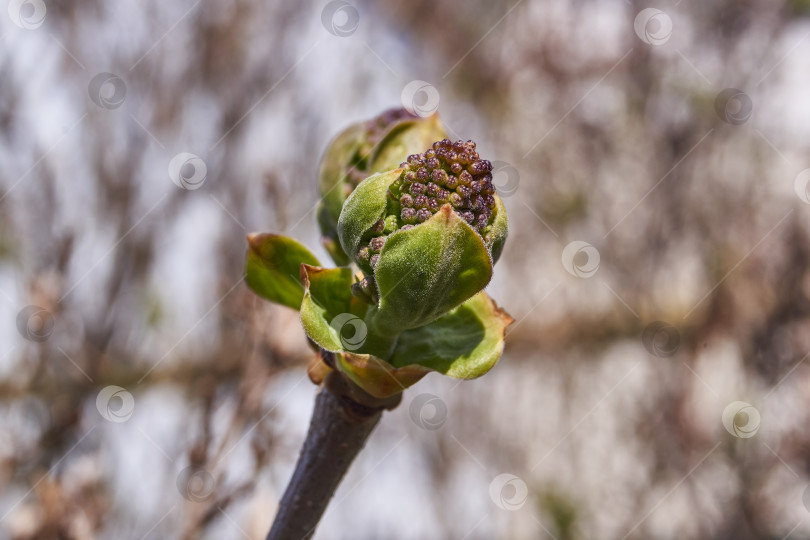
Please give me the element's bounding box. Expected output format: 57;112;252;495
2;0;810;538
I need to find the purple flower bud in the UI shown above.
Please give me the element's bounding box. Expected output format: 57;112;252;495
369;235;386;253
459;171;472;186
445;174;459;189
372;219;385;234
401;207;416;223
426;182;439;197
357;246;370;262
450;162;462;174
403;171;416;184
457;185;472;199
470;180;482;195
416;168;429;181
400;194;414;207
428;198;440;211
469;160;492;175
416;208;432;222
436;188;450;203
432;169;448;185
370;254;380;268
413;195;428;209
410;182;426;195
449;192;463;207
427;157;440;170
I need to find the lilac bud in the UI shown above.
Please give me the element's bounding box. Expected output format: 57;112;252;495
432;169;448;185
369;235;386;253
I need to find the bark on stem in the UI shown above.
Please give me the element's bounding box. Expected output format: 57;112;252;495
266;367;401;540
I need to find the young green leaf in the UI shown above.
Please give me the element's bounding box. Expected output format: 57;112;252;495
372;205;493;332
299;265;368;352
388;291;513;378
245;233;320;310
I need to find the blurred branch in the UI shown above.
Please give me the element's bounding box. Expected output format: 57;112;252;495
266;368;400;540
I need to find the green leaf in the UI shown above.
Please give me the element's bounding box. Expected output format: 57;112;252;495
317;123;366;224
373;205;493;332
487;194;509;265
389;292;513;379
337;168;402;271
299;265;367;352
245;233;320;310
368;114;447;173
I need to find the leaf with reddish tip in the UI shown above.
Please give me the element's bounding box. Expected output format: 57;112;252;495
389;291;513;379
245;233;320;310
334;351;431;399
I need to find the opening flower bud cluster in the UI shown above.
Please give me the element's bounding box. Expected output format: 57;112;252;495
346;108;417;189
355;139;497;269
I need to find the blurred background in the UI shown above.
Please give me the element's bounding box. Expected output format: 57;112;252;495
2;0;810;538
